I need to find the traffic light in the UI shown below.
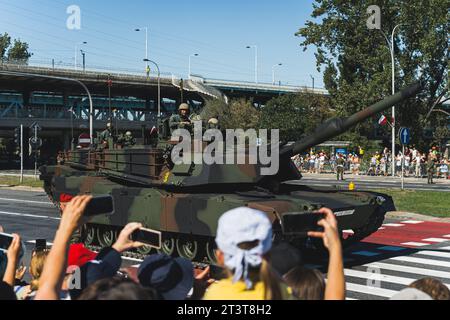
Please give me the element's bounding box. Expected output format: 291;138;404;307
14;126;21;155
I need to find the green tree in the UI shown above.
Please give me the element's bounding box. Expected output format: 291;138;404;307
202;98;260;130
260;90;334;142
0;32;11;61
296;0;449;147
7;38;32;63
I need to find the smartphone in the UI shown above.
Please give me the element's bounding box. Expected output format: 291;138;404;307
0;233;25;260
35;239;47;252
0;233;13;252
84;195;115;217
131;228;161;249
281;212;325;237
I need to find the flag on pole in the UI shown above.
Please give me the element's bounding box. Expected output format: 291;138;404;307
378;114;388;126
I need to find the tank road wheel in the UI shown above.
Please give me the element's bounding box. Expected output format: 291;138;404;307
83;225;96;246
176;238;198;261
158;236;176;257
205;241;218;264
137;245;153;256
97;228;117;248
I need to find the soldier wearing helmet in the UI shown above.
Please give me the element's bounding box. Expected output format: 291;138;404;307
207;117;220;130
118;130;136;147
169;103;193;134
99;121;114;149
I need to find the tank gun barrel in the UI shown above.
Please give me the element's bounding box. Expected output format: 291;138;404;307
281;81;424;158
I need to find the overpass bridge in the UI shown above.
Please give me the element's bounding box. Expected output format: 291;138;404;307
0;63;326;164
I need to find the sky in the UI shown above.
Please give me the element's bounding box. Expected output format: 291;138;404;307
0;0;324;87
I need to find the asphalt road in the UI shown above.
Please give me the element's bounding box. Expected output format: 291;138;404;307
1;188;449;300
294;173;450;192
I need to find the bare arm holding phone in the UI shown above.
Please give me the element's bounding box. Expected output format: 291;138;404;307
308;207;345;300
3;233;22;287
112;223;146;253
36;195;92;300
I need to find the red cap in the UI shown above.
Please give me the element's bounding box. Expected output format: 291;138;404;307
59;193;74;203
67;243;97;267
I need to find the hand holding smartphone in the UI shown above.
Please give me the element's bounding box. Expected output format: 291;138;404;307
130;227;161;249
281;211;325;237
83;195;115;217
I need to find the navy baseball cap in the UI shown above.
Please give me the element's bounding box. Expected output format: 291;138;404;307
138;254;194;300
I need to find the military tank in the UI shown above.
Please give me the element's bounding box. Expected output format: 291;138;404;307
40;81;423;262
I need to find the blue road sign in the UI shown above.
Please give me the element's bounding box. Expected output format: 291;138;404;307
399;127;410;145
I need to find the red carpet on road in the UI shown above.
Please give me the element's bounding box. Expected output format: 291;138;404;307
356;220;450;247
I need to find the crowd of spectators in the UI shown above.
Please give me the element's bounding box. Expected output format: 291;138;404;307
291;145;449;179
1;195;449;301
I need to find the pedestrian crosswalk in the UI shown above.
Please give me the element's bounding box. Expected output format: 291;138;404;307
340;244;450;300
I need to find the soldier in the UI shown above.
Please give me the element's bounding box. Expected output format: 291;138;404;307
336;153;345;180
122;131;136;147
427;155;436;184
169;103;192;134
207;117;220;130
99;121;113;149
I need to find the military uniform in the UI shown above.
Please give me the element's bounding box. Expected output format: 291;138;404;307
336;156;345;180
118;132;136;147
427;158;435;184
99;127;113;149
169;103;192;134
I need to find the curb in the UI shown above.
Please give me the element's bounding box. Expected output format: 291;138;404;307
386;211;450;223
0;185;44;192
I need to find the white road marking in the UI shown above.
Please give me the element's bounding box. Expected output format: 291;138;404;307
382;223;404;227
363;262;450;279
345;282;397;298
122;256;144;263
389;256;450;268
401;220;424;224
422;238;450;243
26;240;54;246
345;268;450;289
0;197;53;206
0;210;60;221
401;242;430;247
414;250;450;259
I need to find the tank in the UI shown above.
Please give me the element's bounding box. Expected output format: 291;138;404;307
40;81;424;262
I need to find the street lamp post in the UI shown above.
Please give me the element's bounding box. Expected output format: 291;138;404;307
135;27;149;74
80;50;86;72
143;59;161;119
272;63;282;85
189;54;199;79
310;75;315;91
380;24;402;177
246;45;258;84
74;41;87;70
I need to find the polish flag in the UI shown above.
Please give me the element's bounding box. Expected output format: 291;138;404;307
378;114;388;126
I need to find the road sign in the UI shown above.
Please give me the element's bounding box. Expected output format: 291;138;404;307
399;127;410;145
29;137;43;149
30;122;42;131
78;133;91;147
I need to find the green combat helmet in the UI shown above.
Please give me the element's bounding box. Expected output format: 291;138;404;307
40;81;424;263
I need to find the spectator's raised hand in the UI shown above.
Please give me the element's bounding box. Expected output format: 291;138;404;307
112;222;145;253
191;266;215;300
6;234;21;263
15;264;26;281
58;195;92;235
307;207;341;251
3;234;22;286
